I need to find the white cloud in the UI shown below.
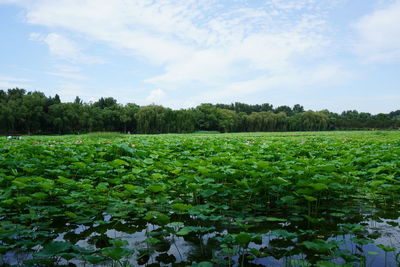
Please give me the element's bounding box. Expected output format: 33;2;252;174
184;63;349;105
46;64;87;80
53;64;82;73
57;81;85;91
8;0;344;105
0;75;31;89
46;71;87;80
55;81;97;103
146;89;166;103
353;1;400;63
30;32;103;64
146;29;328;88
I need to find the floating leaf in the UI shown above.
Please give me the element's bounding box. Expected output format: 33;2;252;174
143;158;154;164
82;255;106;264
171;203;192;211
308;183;328;191
147;184;165;193
317;261;352;267
303;195;317;202
234;233;252;246
64;211;78;218
377;244;396;252
101;247;131;260
176;227;192;236
110;239;129;247
302;239;338;253
111;159;128;167
146;238;161;245
36;241;73;257
189;261;213;267
266;217;287;222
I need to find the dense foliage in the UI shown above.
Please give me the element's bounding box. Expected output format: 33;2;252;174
0;131;399;266
1;88;399;135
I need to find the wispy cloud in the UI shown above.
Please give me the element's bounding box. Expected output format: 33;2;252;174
2;0;400;113
30;32;103;64
55;81;89;102
46;72;86;80
22;1;338;74
0;74;31;89
4;0;350;106
185;63;349;105
46;64;87;80
146;89;166;103
353;1;400;63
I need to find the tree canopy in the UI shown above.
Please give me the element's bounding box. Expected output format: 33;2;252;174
0;88;399;135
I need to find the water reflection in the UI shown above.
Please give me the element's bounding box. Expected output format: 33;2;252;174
1;204;399;266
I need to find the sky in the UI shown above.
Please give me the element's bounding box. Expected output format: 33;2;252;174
0;0;399;114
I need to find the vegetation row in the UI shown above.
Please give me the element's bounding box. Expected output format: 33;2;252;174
1;88;399;135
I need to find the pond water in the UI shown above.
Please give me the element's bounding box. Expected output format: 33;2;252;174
2;203;399;266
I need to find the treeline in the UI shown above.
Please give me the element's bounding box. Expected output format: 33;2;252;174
0;88;399;134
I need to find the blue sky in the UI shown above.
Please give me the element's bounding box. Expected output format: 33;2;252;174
0;0;399;114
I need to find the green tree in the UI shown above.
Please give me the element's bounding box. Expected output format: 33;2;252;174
135;105;173;134
216;108;238;132
196;104;219;131
300;111;328;131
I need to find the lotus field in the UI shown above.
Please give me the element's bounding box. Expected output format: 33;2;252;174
0;131;399;266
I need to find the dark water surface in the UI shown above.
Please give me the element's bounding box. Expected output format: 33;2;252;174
2;204;399;266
